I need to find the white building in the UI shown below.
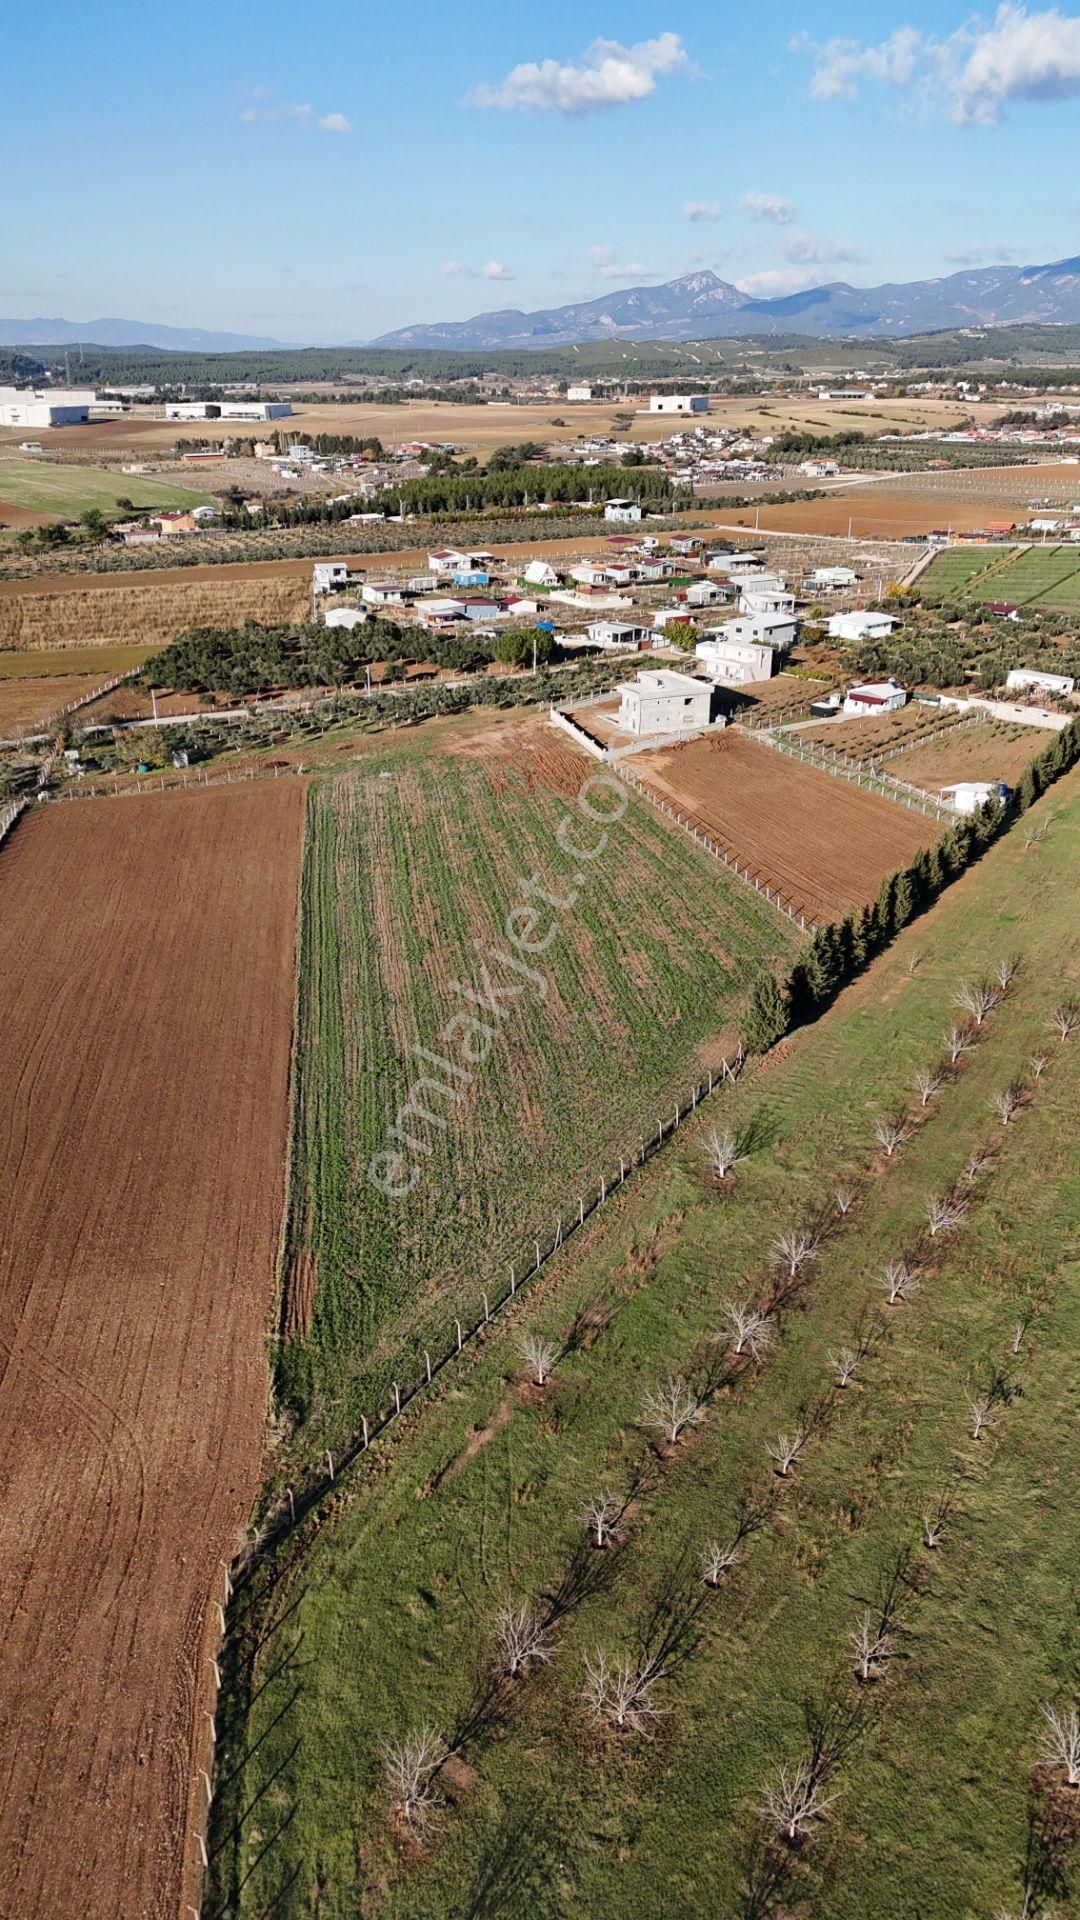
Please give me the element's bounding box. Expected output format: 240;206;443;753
842;678;908;715
695;636;776;685
712;612;797;652
0;386;93;428
941;779;1010;815
828;610;898;642
604;498;643;523
740;582;796;618
323;607;367;629
808;566;859;591
521;559;559;587
163;400;292;421
1005;668;1076;696
313;562;350;594
587;620;649;650
684;580;726;608
648;394;708;414
566;384;593;402
618;670;714;736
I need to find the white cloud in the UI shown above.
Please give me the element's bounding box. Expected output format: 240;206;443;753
794;6;1080;124
587;244;653;279
439;259;517;281
685;199;724;222
468;32;687;115
736;267;831;298
240;91;351;132
780;231;863;265
740;192;796;224
943;243;1019;263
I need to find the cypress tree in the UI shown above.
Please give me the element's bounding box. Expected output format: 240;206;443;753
742;969;791;1053
892;867;914;928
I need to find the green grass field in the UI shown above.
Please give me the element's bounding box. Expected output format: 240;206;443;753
922;541;1080;611
277;735;797;1448
212;766;1080;1920
0;643;155;679
0;458;213;519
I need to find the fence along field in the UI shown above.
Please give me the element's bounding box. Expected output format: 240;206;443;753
0;783;304;1920
277;734;796;1447
211;769;1080;1920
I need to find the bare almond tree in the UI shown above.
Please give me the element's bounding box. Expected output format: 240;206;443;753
827;1345;861;1388
834;1185;855;1216
926;1194;968;1237
922;1489;952;1550
701;1540;743;1587
770;1229;820;1279
873;1114;910;1158
880;1259;919;1306
704;1125;750;1180
953;980;1001;1026
383;1726;444;1835
994;956;1020;992
640;1375;701;1446
494;1602;553;1679
1030;1053;1050;1081
1048;1000;1080;1042
964;1145;992;1183
913;1068;943;1107
759;1761;839;1844
907;949;927;975
1039;1702;1080;1788
583;1492;622;1550
851;1610;896;1683
719;1298;774;1361
582;1650;666;1734
967;1395;994;1441
944;1023;975;1065
766;1428;806;1477
522;1334;557;1386
990;1084;1024;1126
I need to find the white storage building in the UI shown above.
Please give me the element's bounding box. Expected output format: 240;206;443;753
1005;668;1075;696
842;678;908;715
618;670;713;736
828;610;898;642
648;394;708;414
0;386;93;428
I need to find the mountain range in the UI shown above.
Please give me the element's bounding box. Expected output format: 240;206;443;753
0;317;288;352
371;256;1080;350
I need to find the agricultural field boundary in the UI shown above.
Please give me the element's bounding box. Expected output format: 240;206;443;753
616;757;817;928
244;1050;748;1571
0;665;142;746
760;724;952;822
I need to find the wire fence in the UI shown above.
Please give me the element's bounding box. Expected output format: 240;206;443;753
759;725;951;823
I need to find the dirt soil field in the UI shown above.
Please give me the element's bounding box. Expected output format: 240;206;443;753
632;730;937;922
880;721;1049;791
0;670;112;734
0;782;304;1920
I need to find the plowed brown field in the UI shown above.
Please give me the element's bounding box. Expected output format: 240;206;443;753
632;731;937;922
0;782;304;1920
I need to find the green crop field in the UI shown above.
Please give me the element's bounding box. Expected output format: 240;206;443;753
0;458;213;518
922;541;1080;611
276;731;797;1447
213;765;1080;1920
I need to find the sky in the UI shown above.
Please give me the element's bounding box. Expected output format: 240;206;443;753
4;0;1080;341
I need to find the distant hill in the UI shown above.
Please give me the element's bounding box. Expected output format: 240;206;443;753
371;257;1080;350
0;317;289;352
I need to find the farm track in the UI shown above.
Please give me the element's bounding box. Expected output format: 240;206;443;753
0;784;304;1920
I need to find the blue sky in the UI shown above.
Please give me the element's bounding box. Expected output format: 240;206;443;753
4;0;1080;340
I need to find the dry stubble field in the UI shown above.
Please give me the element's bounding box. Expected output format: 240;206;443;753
0;782;304;1920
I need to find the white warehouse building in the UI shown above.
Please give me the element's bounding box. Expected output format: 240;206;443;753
163;400;293;421
618;669;714;736
0;386;94;428
648;394;708;414
1005;668;1075;696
